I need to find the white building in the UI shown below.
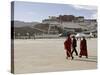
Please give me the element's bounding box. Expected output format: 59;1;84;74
42;16;97;34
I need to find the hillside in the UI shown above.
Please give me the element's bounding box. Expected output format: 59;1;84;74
11;21;39;27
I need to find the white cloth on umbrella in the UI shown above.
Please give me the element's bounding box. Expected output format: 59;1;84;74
75;33;85;38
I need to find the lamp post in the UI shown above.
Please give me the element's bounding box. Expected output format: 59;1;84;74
26;32;30;39
17;33;20;39
33;33;35;40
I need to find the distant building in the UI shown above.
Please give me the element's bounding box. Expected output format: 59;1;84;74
75;16;84;22
57;15;75;22
42;15;97;34
42;16;60;34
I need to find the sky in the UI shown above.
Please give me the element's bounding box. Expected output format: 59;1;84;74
13;1;97;22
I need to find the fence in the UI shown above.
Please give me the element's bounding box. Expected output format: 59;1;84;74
14;34;61;39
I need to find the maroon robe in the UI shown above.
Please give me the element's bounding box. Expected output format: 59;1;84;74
80;39;88;57
64;37;72;57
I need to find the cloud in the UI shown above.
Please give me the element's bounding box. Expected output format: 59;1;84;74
71;5;98;19
91;12;97;19
72;5;97;10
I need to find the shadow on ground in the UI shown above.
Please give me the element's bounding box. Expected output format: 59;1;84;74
73;56;97;63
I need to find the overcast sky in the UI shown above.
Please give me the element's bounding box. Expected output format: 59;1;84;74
13;1;97;22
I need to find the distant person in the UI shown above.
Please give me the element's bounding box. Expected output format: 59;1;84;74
71;36;78;56
64;34;74;60
79;37;88;58
33;33;36;40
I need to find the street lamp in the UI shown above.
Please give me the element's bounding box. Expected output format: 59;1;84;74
17;33;20;39
26;32;30;39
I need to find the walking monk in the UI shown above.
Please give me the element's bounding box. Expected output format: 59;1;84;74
64;34;74;60
79;37;88;58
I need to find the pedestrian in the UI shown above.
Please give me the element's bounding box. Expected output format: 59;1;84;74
79;37;88;58
64;33;74;60
71;36;78;56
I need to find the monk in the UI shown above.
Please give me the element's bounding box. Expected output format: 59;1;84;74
64;34;74;60
79;37;88;58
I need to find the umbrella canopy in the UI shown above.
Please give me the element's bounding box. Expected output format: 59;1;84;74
75;33;86;38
